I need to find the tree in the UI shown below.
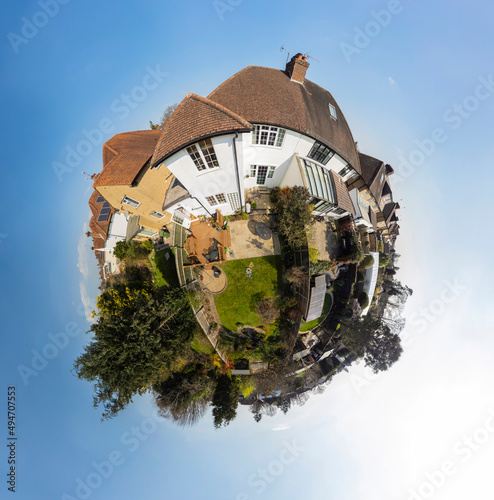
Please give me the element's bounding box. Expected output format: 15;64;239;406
150;103;179;130
154;364;214;426
74;286;196;420
211;375;240;428
275;186;314;248
340;315;403;373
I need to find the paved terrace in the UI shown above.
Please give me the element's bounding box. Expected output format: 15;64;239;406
228;216;281;261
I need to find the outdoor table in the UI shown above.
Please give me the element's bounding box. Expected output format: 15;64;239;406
256;222;272;240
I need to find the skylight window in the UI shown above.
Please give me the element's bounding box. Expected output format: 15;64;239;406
329;103;337;120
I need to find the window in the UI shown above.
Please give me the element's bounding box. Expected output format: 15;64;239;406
187;138;219;171
150;211;164;219
97;201;111;222
227;192;240;211
122;196;140;208
96;195;105;203
329;103;337;120
338;164;353;178
172;212;184;225
206;193;227;206
250;165;276;185
308;141;335;165
252;125;286;147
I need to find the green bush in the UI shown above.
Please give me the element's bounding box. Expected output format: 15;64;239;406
114;240;152;262
379;252;391;268
358;292;369;309
361;254;375;269
251;202;257;209
311;260;331;275
142;239;154;250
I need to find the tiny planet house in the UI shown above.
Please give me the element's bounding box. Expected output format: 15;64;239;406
89;53;399;249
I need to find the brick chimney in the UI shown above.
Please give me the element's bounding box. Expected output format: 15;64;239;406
286;53;309;84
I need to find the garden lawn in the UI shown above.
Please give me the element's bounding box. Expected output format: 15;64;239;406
215;256;282;332
299;293;333;332
149;249;179;288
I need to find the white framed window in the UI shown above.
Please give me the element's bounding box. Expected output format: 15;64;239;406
122;196;140;208
172;212;184;225
206;193;227;206
187;138;219;171
150;211;165;219
252;125;286;147
250;165;276;185
329;104;337;120
227;192;240;211
308;141;335;165
338;164;353;178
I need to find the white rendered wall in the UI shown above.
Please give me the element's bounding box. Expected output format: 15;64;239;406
165;134;244;216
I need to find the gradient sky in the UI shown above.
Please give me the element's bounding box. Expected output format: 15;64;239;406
1;1;494;499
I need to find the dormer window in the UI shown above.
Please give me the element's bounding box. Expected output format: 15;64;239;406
187;138;219;171
252;125;286;147
329;103;337;120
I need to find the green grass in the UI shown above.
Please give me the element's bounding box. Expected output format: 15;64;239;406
214;256;283;332
149;249;179;288
190;330;215;355
299;293;333;332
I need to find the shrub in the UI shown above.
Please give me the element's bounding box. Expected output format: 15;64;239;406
361;254;375;269
364;241;370;247
311;260;332;275
251;202;257;209
275;186;314;249
142;239;154;250
358;292;369;309
379;253;391;268
309;246;320;263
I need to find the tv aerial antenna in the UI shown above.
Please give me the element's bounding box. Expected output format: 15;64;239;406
280;45;319;64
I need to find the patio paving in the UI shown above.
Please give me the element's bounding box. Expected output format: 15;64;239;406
197;267;227;294
227;219;281;261
310;220;341;261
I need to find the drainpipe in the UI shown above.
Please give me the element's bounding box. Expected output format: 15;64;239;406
189;195;213;217
232;132;243;210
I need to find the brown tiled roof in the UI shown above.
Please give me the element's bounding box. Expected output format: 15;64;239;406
151;93;252;166
330;171;355;215
358;152;387;205
88;190;115;242
383;202;400;224
94;130;161;187
208;66;360;172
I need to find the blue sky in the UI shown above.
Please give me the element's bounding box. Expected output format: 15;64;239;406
1;1;494;499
